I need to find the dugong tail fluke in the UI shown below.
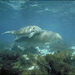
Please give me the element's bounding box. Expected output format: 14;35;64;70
2;30;15;35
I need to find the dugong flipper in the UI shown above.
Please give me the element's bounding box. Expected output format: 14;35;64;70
2;30;15;35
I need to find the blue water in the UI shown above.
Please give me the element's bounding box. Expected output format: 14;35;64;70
0;1;75;45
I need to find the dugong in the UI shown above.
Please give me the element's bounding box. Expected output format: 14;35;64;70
2;25;42;39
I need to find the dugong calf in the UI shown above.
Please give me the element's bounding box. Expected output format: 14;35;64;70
2;25;42;39
15;30;62;49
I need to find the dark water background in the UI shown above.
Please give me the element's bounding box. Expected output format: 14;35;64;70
0;0;75;45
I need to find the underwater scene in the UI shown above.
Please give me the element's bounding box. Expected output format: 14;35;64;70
0;0;75;75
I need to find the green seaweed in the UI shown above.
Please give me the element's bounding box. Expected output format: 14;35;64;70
0;43;75;75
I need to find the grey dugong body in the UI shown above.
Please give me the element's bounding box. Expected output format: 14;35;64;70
2;25;62;50
15;30;62;48
2;25;42;39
